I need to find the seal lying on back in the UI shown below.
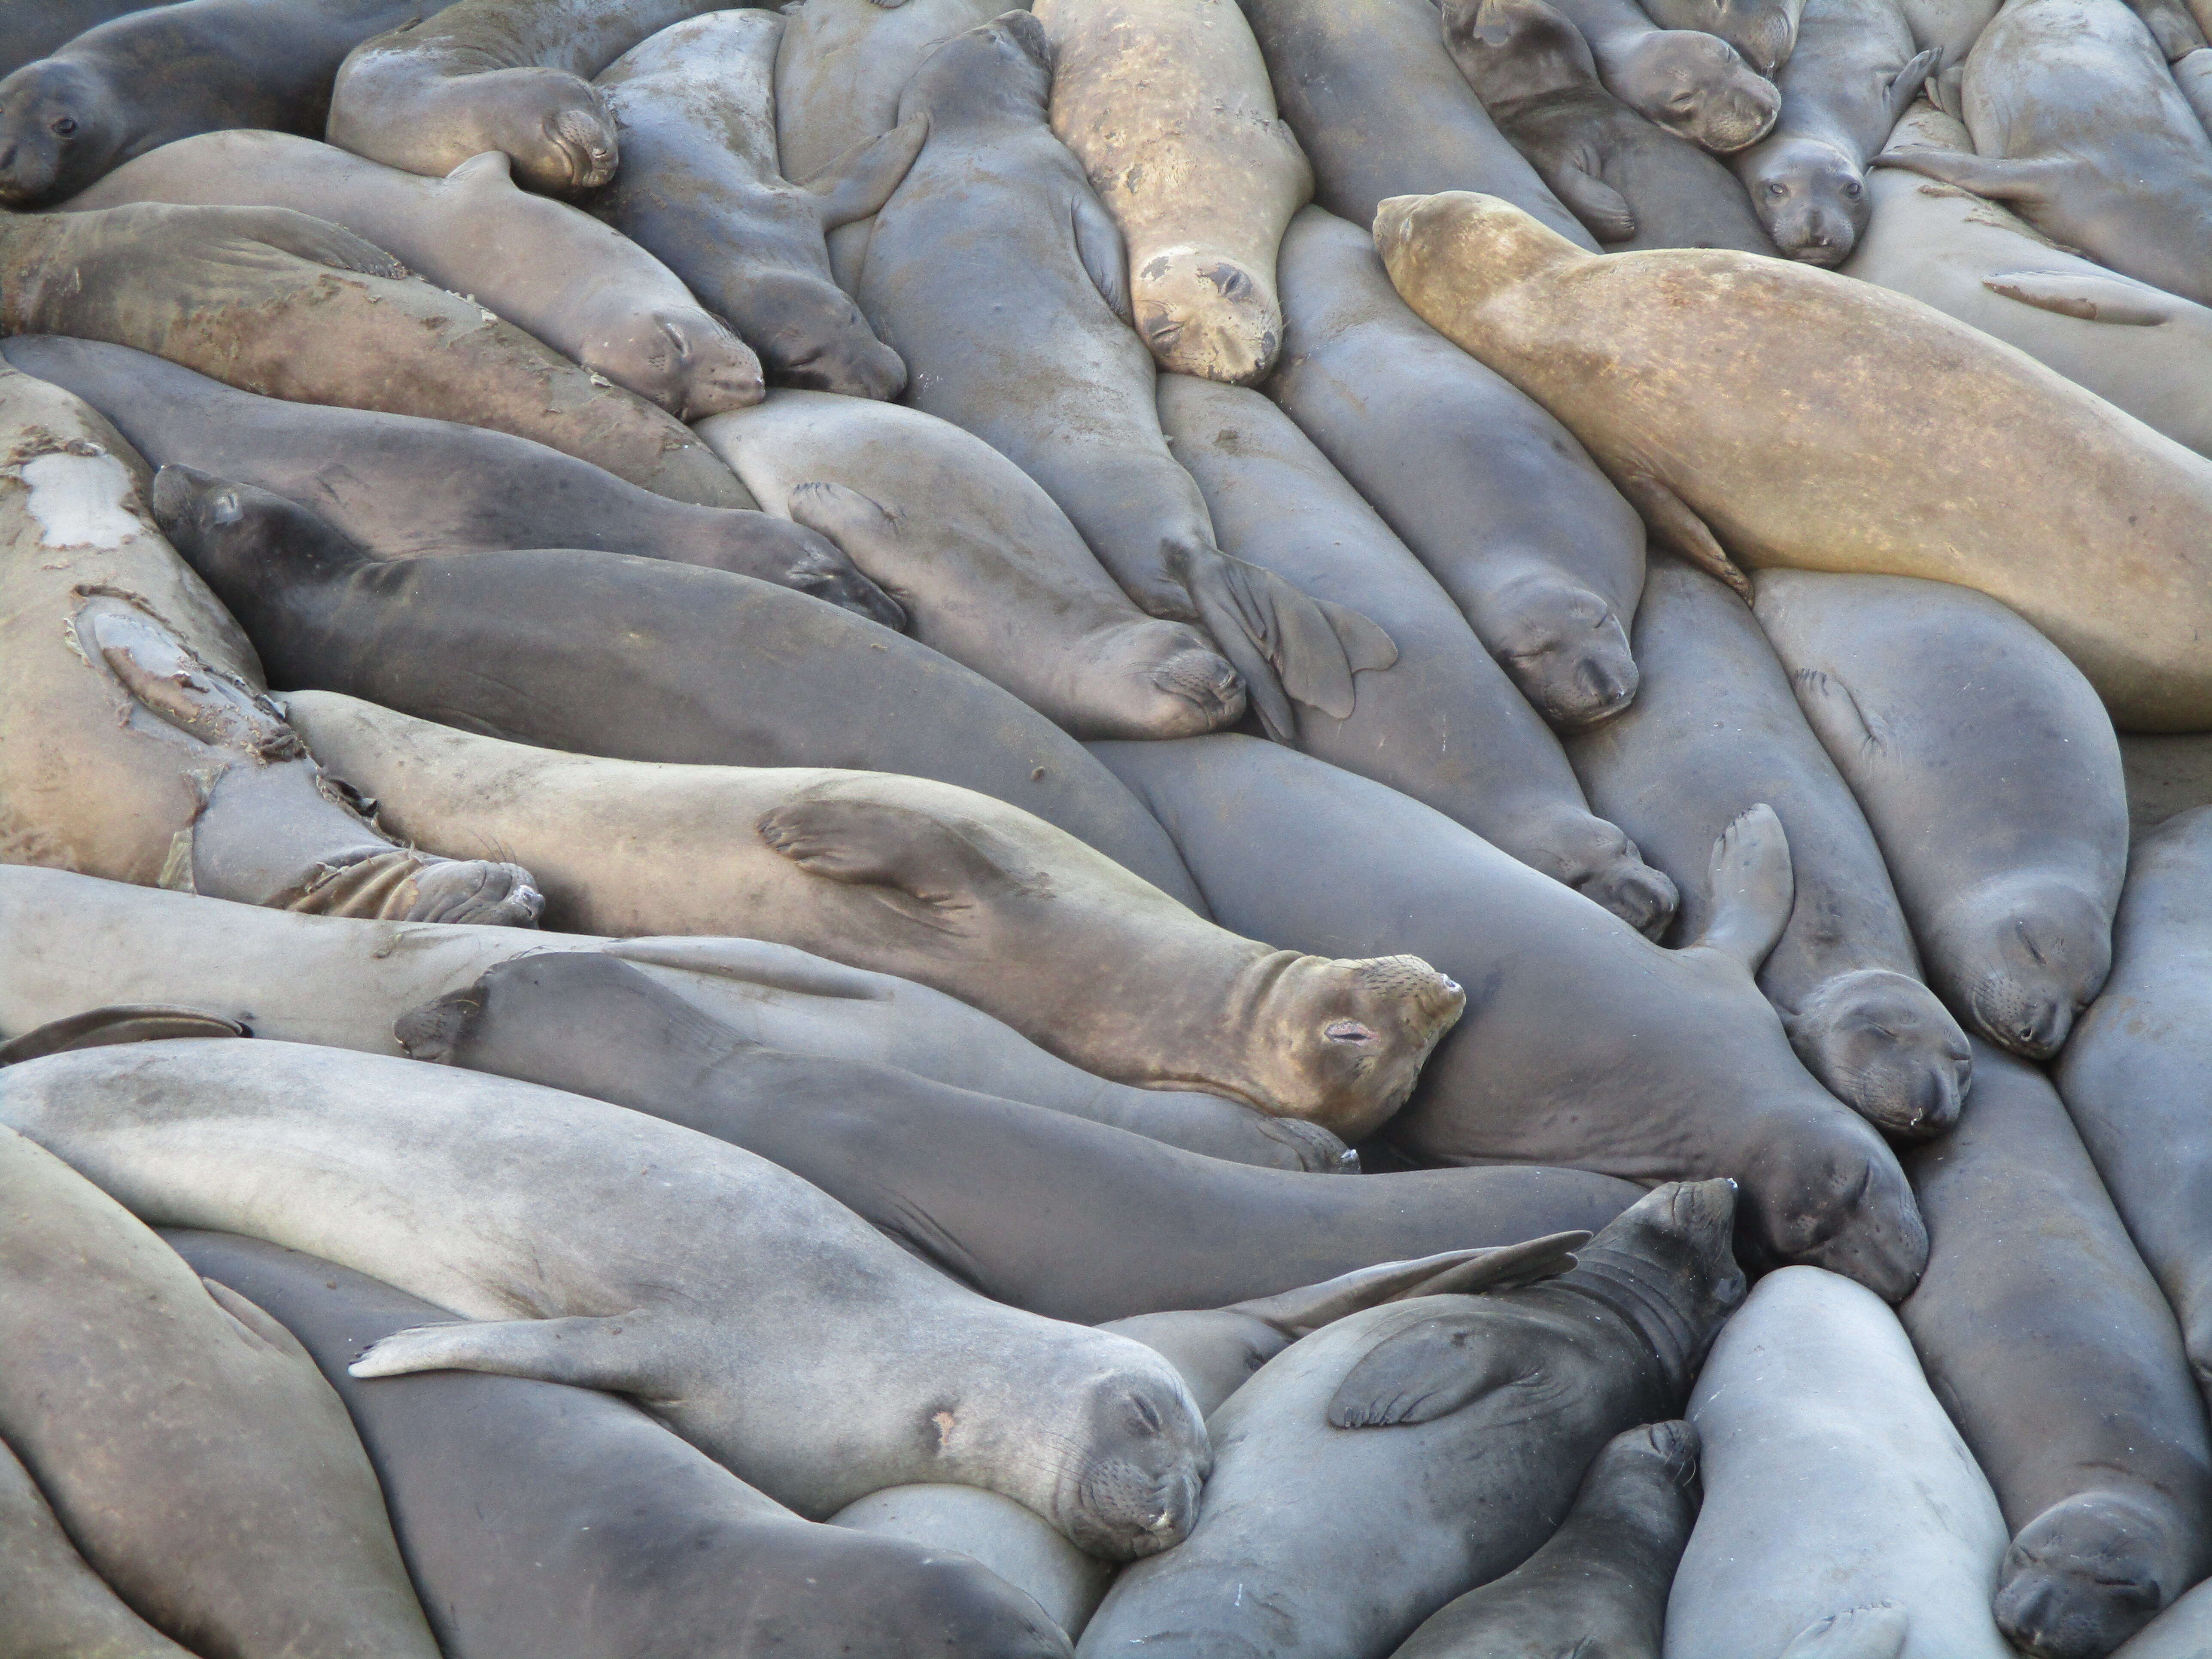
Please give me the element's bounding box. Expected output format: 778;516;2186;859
151;468;1206;906
171;1231;1080;1659
0;1040;1214;1559
1755;570;2127;1059
1079;1183;1744;1659
587;9;921;400
3;336;898;622
1373;189;2212;729
0;1124;441;1659
0;1431;197;1659
858;12;1398;743
1538;0;1781;152
0;0;439;205
289;690;1467;1137
62;129;761;419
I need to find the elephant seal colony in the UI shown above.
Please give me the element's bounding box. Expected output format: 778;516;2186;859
11;0;2212;1654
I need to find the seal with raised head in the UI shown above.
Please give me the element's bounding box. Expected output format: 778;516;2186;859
1537;0;1781;152
1373;188;2212;729
0;1039;1214;1559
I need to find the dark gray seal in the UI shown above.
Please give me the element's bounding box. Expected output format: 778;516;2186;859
1538;0;1782;152
1640;0;1805;73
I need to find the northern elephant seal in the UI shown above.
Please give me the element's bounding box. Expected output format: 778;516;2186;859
169;1230;1080;1659
0;0;163;80
586;9;921;400
1077;1182;1744;1659
1159;371;1678;934
1754;569;2127;1058
1567;554;1971;1138
833;1486;1112;1641
0;1123;440;1659
1900;1041;2212;1659
699;389;1245;740
0;1039;1212;1558
1539;0;1781;152
1036;0;1310;384
1267;205;1647;729
1372;188;2212;729
61;130;762;419
1641;0;1805;73
1664;1266;2013;1659
0;1431;195;1659
149;468;1206;907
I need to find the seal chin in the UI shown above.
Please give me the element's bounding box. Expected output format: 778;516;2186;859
1966;975;2080;1061
1789;969;1972;1139
1995;1493;2174;1659
1772;1135;1928;1302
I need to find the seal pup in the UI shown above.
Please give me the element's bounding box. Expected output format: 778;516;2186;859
291;692;1467;1137
1871;0;2212;310
1537;0;1781;152
1568;554;1971;1138
0;1124;441;1659
1036;0;1310;385
834;1486;1111;1642
1900;1041;2212;1659
1754;570;2127;1058
4;336;902;623
857;13;1396;744
586;9;922;401
1077;1182;1744;1659
0;1040;1214;1558
1729;0;1938;262
1663;1266;2014;1659
700;389;1246;741
1268;205;1647;729
1386;1421;1702;1659
1095;734;1930;1297
0;0;441;205
169;1230;1081;1659
0;202;748;508
1641;0;1805;73
1372;188;2212;729
149;468;1206;907
1161;370;1679;933
62;129;763;419
1444;0;1781;253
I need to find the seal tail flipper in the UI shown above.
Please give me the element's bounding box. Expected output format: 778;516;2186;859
1326;1314;1525;1427
803;114;931;232
1881;48;1944;126
1234;1231;1588;1336
1189;553;1398;739
1866;146;2064;205
349;1314;657;1391
1982;268;2178;326
1689;803;1794;974
1402;1230;1591;1297
0;1006;249;1066
1614;470;1750;597
1778;1604;1909;1659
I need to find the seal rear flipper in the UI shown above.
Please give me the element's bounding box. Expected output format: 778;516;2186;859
1880;48;1943;127
1327;1314;1528;1427
758;790;1050;924
803;114;931;231
1614;470;1749;597
1983;268;2178;326
1400;1229;1591;1297
0;1006;249;1066
1228;1232;1590;1335
1867;146;2064;206
1192;553;1397;738
1688;803;1794;975
1778;1604;1908;1659
349;1313;660;1392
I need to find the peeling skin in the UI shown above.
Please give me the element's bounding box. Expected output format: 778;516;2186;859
19;448;141;549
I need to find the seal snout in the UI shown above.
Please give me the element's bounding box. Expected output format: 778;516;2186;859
545;102;619;191
1146;639;1248;732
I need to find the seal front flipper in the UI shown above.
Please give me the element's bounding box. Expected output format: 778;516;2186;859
1689;803;1794;975
1778;1603;1909;1659
1546;160;1639;243
802;114;931;231
1326;1314;1528;1428
1614;468;1750;597
0;1006;249;1066
1983;268;2177;326
758;790;1050;926
1867;146;2066;206
204;205;409;281
349;1313;662;1392
1073;187;1133;325
1880;49;1944;127
781;481;913;629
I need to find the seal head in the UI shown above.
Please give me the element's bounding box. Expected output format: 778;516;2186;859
1612;31;1780;153
1739;134;1868;264
1925;874;2113;1060
1995;1491;2175;1659
1641;0;1801;76
741;269;910;400
1786;968;1972;1139
1134;248;1283;387
0;58;114;205
624;308;765;421
1054;1371;1212;1560
1234;952;1468;1139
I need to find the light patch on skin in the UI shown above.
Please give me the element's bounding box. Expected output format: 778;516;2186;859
18;450;143;550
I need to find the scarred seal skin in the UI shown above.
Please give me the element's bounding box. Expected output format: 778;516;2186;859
1372;188;2212;729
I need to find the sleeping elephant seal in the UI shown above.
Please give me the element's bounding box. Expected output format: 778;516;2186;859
1077;1182;1744;1659
833;1486;1110;1642
1160;371;1679;934
1268;206;1646;729
2;336;896;623
0;0;441;206
0;1040;1214;1559
288;691;1466;1138
1373;189;2212;729
148;468;1206;909
1753;570;2127;1059
586;9;921;401
1568;554;1971;1138
0;1432;197;1659
1664;1267;2014;1659
1537;0;1781;152
1036;0;1310;385
700;390;1246;741
1443;0;1781;254
60;129;762;420
0;1124;441;1659
1641;0;1804;73
0;203;748;508
168;1231;1079;1659
1095;735;1929;1296
1900;1042;2212;1659
857;12;1396;744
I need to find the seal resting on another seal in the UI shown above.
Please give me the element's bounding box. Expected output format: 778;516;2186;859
833;1485;1112;1642
0;1431;197;1659
1641;0;1805;73
1537;0;1781;152
1373;188;2212;729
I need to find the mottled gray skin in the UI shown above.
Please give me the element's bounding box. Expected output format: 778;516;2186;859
2;336;902;626
1901;1041;2212;1659
0;0;441;205
395;950;1637;1323
1755;570;2127;1060
1094;734;1929;1299
1445;0;1781;254
149;469;1206;908
1730;0;1936;263
1077;1183;1744;1659
1161;371;1678;935
0;0;161;80
1540;0;1781;152
1389;1421;1702;1659
1267;205;1648;730
1568;555;1971;1139
169;1230;1079;1659
1641;0;1806;74
588;9;921;399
